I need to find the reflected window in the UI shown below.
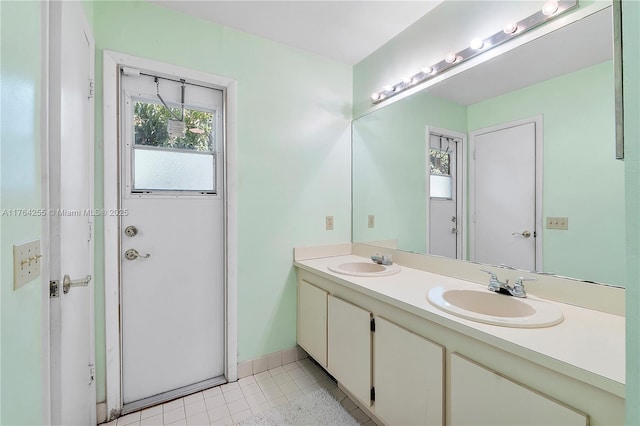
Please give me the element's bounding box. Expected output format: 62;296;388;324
132;101;216;193
430;149;452;199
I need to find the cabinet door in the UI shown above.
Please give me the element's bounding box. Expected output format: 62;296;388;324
451;353;588;426
374;317;444;426
328;295;371;404
297;280;328;367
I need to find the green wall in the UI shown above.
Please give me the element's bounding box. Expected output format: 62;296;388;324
91;0;352;403
623;0;640;423
468;61;624;286
352;92;467;253
0;1;44;425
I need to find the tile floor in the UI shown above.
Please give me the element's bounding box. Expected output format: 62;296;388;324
102;358;377;426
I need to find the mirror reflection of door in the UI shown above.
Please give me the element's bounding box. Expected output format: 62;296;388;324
428;133;461;258
470;119;541;271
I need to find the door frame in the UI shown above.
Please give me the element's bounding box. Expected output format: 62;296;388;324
103;51;238;417
47;1;97;424
468;116;543;272
425;126;467;260
41;1;52;423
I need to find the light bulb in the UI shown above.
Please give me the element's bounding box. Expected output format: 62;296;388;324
421;67;434;75
445;53;457;64
371;92;381;101
470;38;484;50
403;76;413;84
542;0;558;16
383;85;395;93
503;22;518;34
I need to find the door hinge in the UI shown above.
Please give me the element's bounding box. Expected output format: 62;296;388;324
88;222;93;242
89;364;95;385
370;386;376;402
370;317;375;332
50;280;59;298
88;78;95;99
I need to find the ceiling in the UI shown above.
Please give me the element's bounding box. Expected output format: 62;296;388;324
147;1;443;65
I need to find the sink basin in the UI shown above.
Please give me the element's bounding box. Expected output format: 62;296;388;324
328;262;401;277
427;286;563;328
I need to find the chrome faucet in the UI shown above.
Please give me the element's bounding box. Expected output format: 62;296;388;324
480;270;535;298
371;253;393;266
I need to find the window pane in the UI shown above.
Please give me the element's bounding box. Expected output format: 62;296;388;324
430;175;452;199
134;148;215;192
430;149;450;175
134;101;214;152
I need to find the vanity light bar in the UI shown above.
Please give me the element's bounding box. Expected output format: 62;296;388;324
371;0;578;104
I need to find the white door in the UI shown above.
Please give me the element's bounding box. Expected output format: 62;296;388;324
120;72;226;409
471;121;538;271
49;2;96;425
429;134;459;258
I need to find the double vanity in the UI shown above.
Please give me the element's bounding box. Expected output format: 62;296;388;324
294;244;624;425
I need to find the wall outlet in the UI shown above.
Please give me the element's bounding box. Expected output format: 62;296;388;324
546;217;569;230
326;216;334;231
368;215;375;228
13;239;42;289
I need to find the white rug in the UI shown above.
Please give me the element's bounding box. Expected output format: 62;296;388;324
236;388;360;426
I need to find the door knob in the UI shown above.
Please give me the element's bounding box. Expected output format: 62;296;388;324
512;230;532;238
63;274;91;294
125;248;151;260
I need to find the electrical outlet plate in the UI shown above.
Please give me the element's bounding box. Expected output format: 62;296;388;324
326;216;334;231
13;239;42;289
546;217;569;230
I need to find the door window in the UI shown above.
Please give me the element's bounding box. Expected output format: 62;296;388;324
132;100;217;193
430;148;453;199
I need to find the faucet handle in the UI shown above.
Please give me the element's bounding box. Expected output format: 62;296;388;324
512;277;536;297
480;269;502;282
480;269;502;291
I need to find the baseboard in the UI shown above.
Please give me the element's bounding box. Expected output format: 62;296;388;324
237;345;308;379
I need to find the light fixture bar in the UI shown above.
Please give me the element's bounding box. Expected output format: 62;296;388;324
371;0;578;104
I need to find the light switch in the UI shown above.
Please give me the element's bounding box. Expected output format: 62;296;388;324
368;215;375;228
13;239;42;289
546;217;568;230
326;216;334;231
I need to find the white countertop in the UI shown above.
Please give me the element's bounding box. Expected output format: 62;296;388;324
295;254;625;398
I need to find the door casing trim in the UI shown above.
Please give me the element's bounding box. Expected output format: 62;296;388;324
468;115;544;272
103;50;238;418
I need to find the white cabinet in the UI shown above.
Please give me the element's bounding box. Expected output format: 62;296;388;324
297;280;328;367
450;353;588;426
295;268;620;425
327;295;372;405
374;317;444;426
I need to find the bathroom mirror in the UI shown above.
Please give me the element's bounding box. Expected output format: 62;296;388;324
352;6;625;287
